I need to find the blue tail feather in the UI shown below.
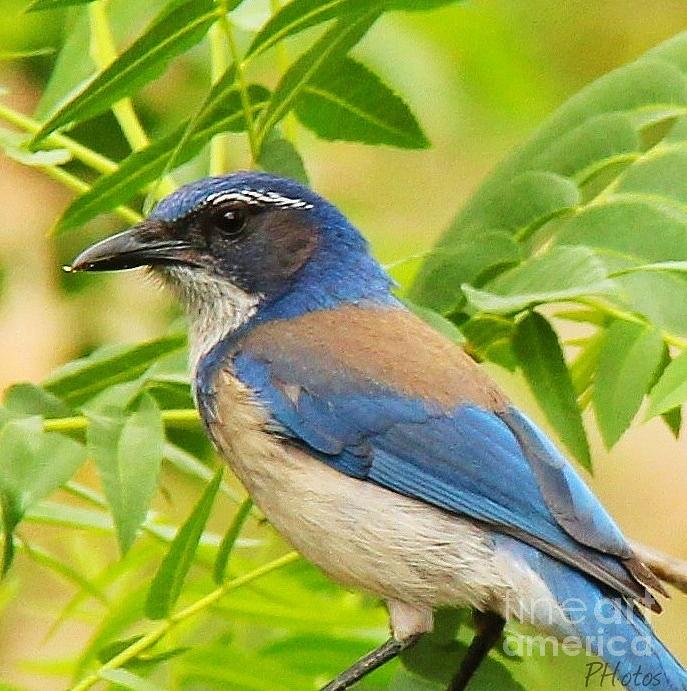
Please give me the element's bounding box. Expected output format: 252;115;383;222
501;537;687;690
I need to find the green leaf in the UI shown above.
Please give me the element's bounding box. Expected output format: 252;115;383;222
247;0;357;59
0;418;86;573
294;56;428;148
462;246;616;315
512;312;591;468
404;301;465;345
87;394;164;554
662;406;682;438
213;497;253;583
593;321;664;448
43;334;185;406
647;350;687;418
26;0;97;11
411;33;687;335
146;468;223;619
410;231;521;314
460;314;517;370
256;6;382;150
32;0;220;143
56;83;270;232
3;383;73;418
258;134;309;184
247;0;458;59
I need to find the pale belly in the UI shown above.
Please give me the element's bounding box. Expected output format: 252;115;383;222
205;370;567;637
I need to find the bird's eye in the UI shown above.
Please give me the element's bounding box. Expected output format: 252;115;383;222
210;207;246;237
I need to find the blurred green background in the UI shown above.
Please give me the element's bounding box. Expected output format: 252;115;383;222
1;1;686;688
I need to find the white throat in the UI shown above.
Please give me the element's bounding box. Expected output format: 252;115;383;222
157;266;260;377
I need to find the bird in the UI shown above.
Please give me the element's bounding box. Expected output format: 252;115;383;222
70;171;686;691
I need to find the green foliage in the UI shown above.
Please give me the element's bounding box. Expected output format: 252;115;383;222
0;1;685;689
412;33;687;460
146;468;222;619
293;56;429;148
33;0;222;143
512;312;591;468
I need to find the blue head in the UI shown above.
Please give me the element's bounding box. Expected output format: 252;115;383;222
70;172;396;325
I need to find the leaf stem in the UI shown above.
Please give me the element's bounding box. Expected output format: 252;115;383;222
87;0;175;196
224;17;259;163
208;5;231;175
577;297;687;350
67;551;300;691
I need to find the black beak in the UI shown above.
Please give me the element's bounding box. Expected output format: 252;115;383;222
68;220;191;272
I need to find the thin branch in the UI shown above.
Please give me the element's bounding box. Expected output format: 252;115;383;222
225;18;259;163
68;551;301;691
43;408;200;433
0;102;118;175
576;297;687;350
631;540;687;596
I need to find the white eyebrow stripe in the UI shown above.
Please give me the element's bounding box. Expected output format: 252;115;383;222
206;189;314;209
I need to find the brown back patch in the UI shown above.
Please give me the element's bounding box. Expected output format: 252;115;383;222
241;305;508;411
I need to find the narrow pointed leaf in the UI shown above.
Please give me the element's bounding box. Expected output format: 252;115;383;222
256;7;382;149
258;134;309;184
593;322;664;448
213;498;253;584
146;468;223;619
43;334;185;406
294;57;428;148
32;0;219;143
56;83;270;232
647;350;687;418
247;0;358;59
512;312;591;468
248;0;460;59
0;418;86;573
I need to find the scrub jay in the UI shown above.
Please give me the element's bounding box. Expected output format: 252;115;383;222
71;172;686;690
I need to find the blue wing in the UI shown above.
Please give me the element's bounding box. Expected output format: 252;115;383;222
199;306;658;606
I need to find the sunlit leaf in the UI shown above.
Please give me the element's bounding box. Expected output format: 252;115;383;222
462;246;616;315
412;35;687;347
0;418;86;573
3;382;73;417
213;497;252;584
512;312;591;468
33;0;220;143
146;468;222;619
56;83;270;232
593;322;664;448
87;394;164;553
43;334;185;406
647;350;687;418
256;6;382;149
294;57;428;148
